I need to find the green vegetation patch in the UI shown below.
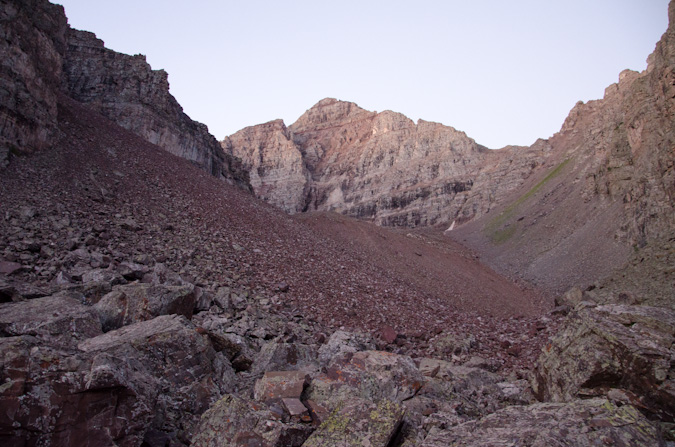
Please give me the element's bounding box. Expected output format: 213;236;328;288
485;158;573;244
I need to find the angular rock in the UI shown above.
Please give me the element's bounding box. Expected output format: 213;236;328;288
421;398;663;446
192;394;313;447
281;398;312;423
309;351;424;408
317;330;376;366
0;261;23;275
94;282;196;331
79;315;234;444
380;325;398;344
251;341;319;375
302;398;405;447
0;292;102;346
532;304;675;422
0;312;233;446
253;371;309;402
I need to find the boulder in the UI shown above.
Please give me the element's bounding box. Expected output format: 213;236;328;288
78;315;235;445
317;330;376;366
308;351;424;408
420;398;663;446
302;398;405;447
0;292;102;347
0;335;149;447
253;371;309;402
191;394;313;447
94;283;196;331
0;313;233;446
251;342;319;375
532;304;675;422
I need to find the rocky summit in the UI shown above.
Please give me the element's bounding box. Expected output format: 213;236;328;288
1;0;674;446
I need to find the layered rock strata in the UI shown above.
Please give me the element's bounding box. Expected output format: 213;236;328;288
224;98;549;225
0;0;67;159
453;1;675;299
62;29;249;188
0;0;249;189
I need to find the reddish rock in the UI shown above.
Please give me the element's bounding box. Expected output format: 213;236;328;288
305;399;330;425
380;325;398;344
253;371;309;402
281;398;312;423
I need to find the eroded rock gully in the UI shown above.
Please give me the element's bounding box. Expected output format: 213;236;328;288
1;0;674;444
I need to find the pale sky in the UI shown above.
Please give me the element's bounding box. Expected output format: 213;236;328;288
56;0;669;149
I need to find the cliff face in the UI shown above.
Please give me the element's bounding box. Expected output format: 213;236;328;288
224;4;674;302
62;29;250;189
452;2;675;302
222;119;310;213
1;0;249;189
225;98;549;225
0;0;67;165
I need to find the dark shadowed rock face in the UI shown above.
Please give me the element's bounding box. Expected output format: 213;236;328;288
62;28;250;189
0;0;67;158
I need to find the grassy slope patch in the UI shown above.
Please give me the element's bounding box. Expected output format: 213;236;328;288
486;158;573;244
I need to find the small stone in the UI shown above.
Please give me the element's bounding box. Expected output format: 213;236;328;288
380;325;398;344
281;398;311;423
253;371;309;402
0;261;23;275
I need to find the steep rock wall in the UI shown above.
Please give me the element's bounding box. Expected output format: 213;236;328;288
452;2;675;301
0;0;67;164
225;98;548;226
223;119;310;213
62;29;250;189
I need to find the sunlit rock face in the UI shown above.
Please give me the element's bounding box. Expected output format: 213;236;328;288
224;97;549;225
222;119;310;213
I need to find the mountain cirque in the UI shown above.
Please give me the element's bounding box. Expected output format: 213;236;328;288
224;9;675;301
1;0;675;445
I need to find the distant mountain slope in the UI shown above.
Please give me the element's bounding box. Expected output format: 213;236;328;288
224;5;674;305
224;98;553;226
452;3;675;304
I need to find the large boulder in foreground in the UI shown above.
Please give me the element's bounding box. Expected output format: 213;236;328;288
0;292;102;346
308;350;425;408
303;398;405;447
421;398;663;446
531;304;675;422
0;314;233;447
191;394;313;447
94;282;197;331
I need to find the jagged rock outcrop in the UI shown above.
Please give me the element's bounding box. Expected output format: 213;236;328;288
0;0;67;162
532;303;675;423
224;98;548;225
0;0;250;188
62;28;250;188
453;1;675;300
223;119;310;212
